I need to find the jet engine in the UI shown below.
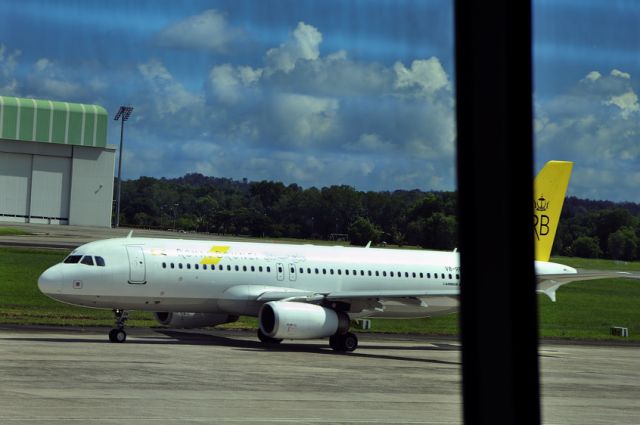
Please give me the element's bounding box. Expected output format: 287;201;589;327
153;312;238;328
258;301;350;339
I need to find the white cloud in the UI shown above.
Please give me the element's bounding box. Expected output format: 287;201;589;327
156;9;238;52
265;22;322;74
583;71;602;82
346;133;395;152
128;21;457;192
611;69;631;79
0;44;21;95
138;59;204;116
208;64;262;104
604;90;639;119
536;68;640;201
34;58;50;72
393;58;450;95
27;57;84;99
271;93;339;144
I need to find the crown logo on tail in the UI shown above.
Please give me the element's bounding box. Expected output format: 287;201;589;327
535;195;549;212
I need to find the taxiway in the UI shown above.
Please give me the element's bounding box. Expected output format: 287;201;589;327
0;327;638;424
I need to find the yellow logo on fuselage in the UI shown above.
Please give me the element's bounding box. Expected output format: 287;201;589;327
200;245;230;265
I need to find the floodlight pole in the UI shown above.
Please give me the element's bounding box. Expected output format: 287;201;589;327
113;106;134;228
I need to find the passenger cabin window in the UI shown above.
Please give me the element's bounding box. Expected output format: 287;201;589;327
81;256;94;266
64;255;82;264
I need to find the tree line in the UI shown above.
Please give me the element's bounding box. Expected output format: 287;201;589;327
118;174;640;260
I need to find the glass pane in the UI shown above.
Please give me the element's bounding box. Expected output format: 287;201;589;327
63;255;82;264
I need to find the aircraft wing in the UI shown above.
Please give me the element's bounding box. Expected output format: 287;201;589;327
227;285;459;308
253;288;460;315
254;288;459;303
537;269;639;302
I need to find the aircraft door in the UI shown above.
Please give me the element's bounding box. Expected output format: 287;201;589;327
288;263;297;281
276;263;284;281
126;246;146;284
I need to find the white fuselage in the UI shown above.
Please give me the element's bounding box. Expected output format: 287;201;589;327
38;236;577;320
38;237;464;318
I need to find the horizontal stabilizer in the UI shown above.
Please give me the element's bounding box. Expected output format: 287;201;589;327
537;270;638;302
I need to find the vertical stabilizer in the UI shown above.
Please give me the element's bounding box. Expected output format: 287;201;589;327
533;161;573;262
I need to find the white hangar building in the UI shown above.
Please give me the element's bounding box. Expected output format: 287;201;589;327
0;95;115;227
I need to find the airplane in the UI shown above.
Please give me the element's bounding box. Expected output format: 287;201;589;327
38;161;610;352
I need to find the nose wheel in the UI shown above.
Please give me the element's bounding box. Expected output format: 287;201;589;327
109;309;128;343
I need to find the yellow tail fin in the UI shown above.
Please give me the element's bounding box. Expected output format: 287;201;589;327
533;161;573;262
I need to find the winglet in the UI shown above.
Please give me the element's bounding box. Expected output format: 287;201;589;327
534;161;573;262
365;241;372;248
126;230;133;239
537;284;560;303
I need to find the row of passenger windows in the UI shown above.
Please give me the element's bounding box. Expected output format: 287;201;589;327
293;267;459;280
63;255;106;267
160;262;459;280
162;262;272;273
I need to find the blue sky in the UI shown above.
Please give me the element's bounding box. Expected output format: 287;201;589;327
1;1;639;202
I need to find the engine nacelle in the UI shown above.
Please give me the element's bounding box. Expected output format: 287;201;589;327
153;312;238;328
259;301;350;339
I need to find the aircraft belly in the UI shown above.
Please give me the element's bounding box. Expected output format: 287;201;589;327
365;296;459;318
48;293;226;313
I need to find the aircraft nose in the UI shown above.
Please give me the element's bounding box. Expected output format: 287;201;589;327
38;266;64;295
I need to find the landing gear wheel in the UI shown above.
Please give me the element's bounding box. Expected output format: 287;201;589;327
342;332;358;352
257;328;283;344
330;332;358;352
109;328;127;343
109;309;129;343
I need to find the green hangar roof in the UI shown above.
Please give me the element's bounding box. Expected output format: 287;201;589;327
0;95;107;148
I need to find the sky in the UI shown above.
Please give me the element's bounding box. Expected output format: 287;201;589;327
1;0;639;202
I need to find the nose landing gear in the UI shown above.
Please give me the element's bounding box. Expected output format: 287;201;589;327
108;309;128;343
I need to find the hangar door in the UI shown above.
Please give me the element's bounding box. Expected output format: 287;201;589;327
29;156;71;222
0;153;31;221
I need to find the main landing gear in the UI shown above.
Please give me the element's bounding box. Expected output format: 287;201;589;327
108;309;128;343
256;329;359;352
329;332;358;352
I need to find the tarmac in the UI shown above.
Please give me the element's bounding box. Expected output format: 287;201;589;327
0;222;229;249
2;222;640;424
0;326;639;425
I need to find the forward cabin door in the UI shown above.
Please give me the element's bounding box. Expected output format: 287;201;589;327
126;246;146;284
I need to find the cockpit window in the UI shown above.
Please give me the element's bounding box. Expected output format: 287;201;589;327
63;255;82;264
95;256;105;267
81;256;94;266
